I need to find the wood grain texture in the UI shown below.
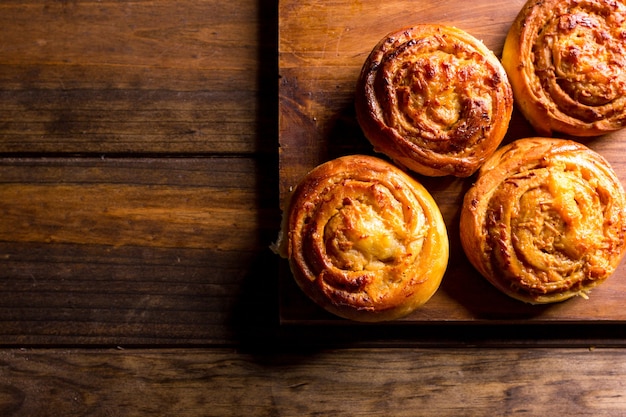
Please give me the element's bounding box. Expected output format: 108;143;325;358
278;0;626;324
0;0;265;154
0;0;281;346
0;157;280;345
0;347;625;416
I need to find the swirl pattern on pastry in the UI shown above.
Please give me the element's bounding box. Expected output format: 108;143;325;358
460;138;626;304
274;155;449;321
355;25;513;177
502;0;626;137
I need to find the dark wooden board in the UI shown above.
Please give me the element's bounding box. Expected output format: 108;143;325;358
278;0;626;323
0;0;263;154
3;347;626;415
0;157;279;345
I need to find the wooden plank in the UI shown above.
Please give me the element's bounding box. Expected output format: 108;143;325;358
278;0;626;323
0;0;266;154
1;347;626;416
0;157;280;345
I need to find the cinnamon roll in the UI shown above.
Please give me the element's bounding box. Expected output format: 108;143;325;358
460;138;626;304
274;155;449;321
502;0;626;137
355;25;513;177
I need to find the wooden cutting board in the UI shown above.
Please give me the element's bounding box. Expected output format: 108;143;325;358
277;0;626;323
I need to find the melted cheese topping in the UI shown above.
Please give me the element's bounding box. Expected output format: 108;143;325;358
284;155;449;321
461;138;626;304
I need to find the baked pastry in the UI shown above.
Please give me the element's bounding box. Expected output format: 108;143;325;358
355;24;513;177
502;0;626;137
273;154;449;321
460;137;626;304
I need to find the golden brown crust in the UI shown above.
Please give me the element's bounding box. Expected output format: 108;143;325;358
460;137;626;304
502;0;626;137
276;155;449;321
355;25;513;177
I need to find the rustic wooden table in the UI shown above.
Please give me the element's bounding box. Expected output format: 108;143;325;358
1;0;625;415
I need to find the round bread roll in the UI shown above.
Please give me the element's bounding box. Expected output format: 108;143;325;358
460;137;626;304
274;154;449;321
355;25;513;177
502;0;626;137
